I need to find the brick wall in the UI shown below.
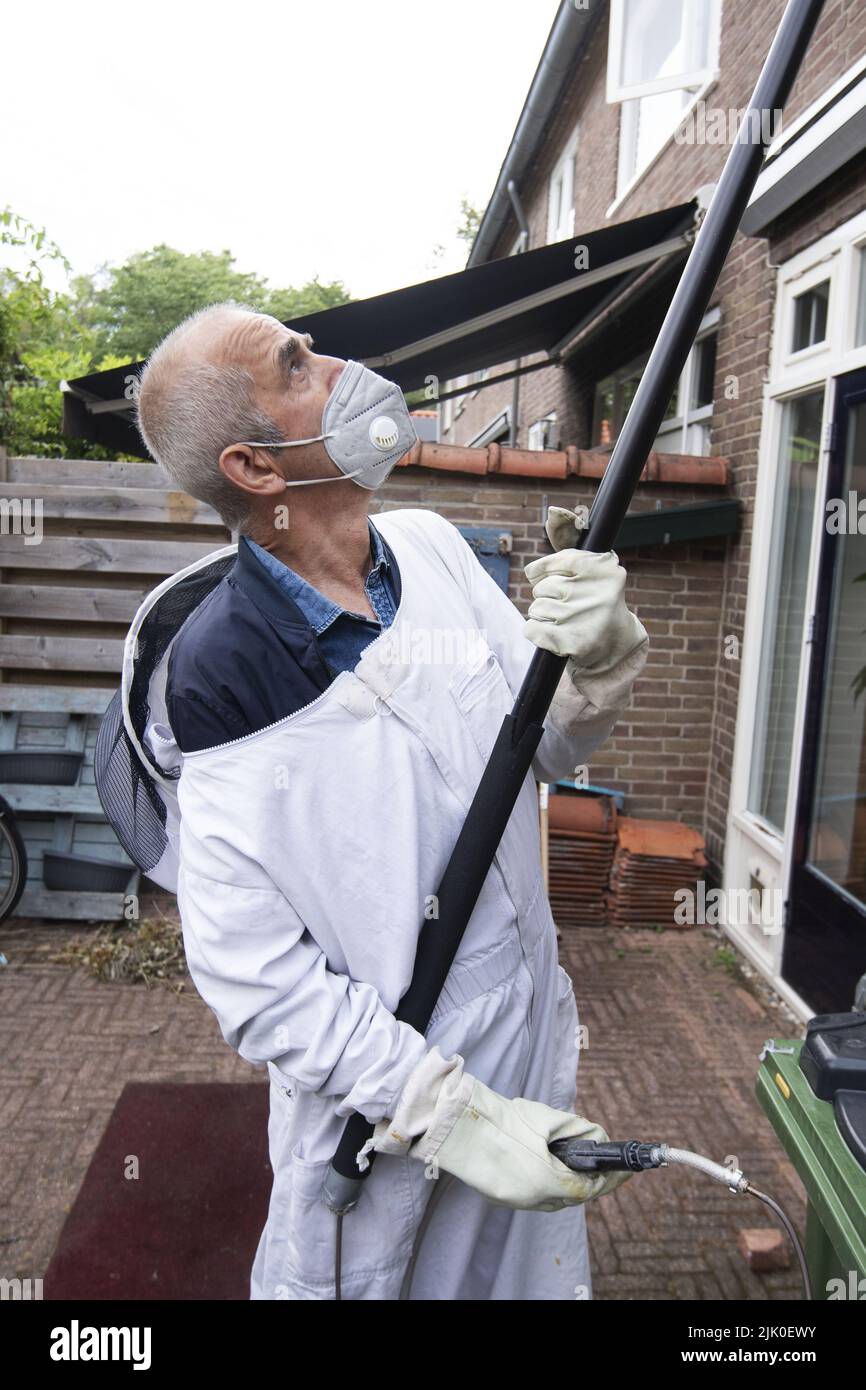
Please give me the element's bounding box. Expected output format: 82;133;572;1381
374;465;728;828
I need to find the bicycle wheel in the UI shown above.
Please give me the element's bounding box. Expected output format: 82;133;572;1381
0;794;27;922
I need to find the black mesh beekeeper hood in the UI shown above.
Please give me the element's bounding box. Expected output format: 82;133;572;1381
94;548;237;891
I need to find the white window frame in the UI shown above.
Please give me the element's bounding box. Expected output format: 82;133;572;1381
453;374;471;420
781;255;838;370
611;79;718;213
607;0;722;103
440;367;493;429
725;205;866;1007
591;309;719;455
546;123;580;245
591;353;645;448
469;365;491;401
608;0;722;208
654;308;719;454
528;413;558;451
468;408;511;449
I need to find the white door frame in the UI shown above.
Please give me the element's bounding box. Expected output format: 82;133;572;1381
724;206;866;1016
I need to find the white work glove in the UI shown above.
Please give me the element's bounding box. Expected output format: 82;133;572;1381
358;1047;630;1211
524;506;648;685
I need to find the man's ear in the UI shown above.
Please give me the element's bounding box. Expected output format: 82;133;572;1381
219;444;286;499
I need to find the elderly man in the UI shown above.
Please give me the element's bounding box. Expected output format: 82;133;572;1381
115;302;648;1301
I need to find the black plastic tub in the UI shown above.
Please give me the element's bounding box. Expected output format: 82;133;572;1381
42;853;136;893
0;751;84;785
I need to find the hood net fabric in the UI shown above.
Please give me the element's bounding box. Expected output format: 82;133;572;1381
94;554;235;875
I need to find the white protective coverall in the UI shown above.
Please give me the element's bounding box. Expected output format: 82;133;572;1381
144;507;644;1300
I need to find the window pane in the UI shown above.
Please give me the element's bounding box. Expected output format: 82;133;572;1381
625;88;691;181
662;382;680;421
593;382;616;447
791;281;829;353
621;370;641;418
748;391;824;832
692;333;717;409
616;0;715;96
806;401;866;908
548;171;565;242
686;418;712;456
619;0;686;88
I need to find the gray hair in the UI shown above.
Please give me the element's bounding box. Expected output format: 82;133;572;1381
135;303;285;531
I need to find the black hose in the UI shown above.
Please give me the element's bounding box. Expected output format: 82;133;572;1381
745;1183;812;1301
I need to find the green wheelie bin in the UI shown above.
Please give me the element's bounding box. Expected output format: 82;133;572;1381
756;1013;866;1300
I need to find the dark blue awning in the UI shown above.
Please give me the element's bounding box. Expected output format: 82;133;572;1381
63;201;695;458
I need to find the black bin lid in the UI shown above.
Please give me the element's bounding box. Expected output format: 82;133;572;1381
800;1013;866;1174
800;1013;866;1101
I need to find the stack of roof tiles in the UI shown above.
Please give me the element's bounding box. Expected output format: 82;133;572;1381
547;794;618;930
607;817;706;929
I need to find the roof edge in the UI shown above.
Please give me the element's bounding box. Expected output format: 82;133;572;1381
396;440;729;487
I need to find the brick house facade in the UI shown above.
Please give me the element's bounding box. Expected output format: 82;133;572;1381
391;0;866;1014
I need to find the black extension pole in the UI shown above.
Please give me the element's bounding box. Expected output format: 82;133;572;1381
327;0;827;1195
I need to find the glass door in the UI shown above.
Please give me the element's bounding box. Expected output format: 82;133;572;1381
748;390;823;836
783;368;866;1011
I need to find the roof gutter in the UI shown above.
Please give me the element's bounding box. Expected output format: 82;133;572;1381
467;1;600;268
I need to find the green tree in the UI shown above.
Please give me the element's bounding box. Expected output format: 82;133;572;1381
456;197;482;248
1;208;70;405
264;276;351;324
1;218;353;456
73;245;350;360
0;208;99;456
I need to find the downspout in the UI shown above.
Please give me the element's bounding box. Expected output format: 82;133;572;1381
506;180;530;448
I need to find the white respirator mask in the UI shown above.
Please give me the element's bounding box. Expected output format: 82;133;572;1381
241;359;418;490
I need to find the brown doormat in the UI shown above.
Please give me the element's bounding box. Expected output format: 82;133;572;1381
43;1081;271;1301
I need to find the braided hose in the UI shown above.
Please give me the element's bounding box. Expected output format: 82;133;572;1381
659;1144;749;1191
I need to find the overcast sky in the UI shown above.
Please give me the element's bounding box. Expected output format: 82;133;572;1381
4;0;559;301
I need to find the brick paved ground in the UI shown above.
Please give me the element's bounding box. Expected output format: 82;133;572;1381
562;925;807;1300
0;905;806;1299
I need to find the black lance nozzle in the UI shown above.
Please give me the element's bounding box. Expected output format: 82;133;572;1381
548;1138;664;1173
324;0;828;1212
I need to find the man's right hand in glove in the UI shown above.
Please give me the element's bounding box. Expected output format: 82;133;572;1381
356;1047;630;1211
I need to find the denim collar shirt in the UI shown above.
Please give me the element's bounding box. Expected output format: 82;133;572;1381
245;519;398;677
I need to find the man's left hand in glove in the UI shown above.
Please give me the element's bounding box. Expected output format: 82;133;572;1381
522;506;649;725
523;505;648;680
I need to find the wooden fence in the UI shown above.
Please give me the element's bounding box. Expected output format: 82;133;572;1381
0;449;231;919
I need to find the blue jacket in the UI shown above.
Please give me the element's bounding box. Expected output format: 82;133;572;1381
166;533;403;755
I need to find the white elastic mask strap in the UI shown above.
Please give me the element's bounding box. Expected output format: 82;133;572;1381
236;431;362;486
282;467;364;487
239;432;336;449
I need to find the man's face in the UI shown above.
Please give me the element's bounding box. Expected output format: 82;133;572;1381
213;310;346;458
203;309;356;509
201;308;343;461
